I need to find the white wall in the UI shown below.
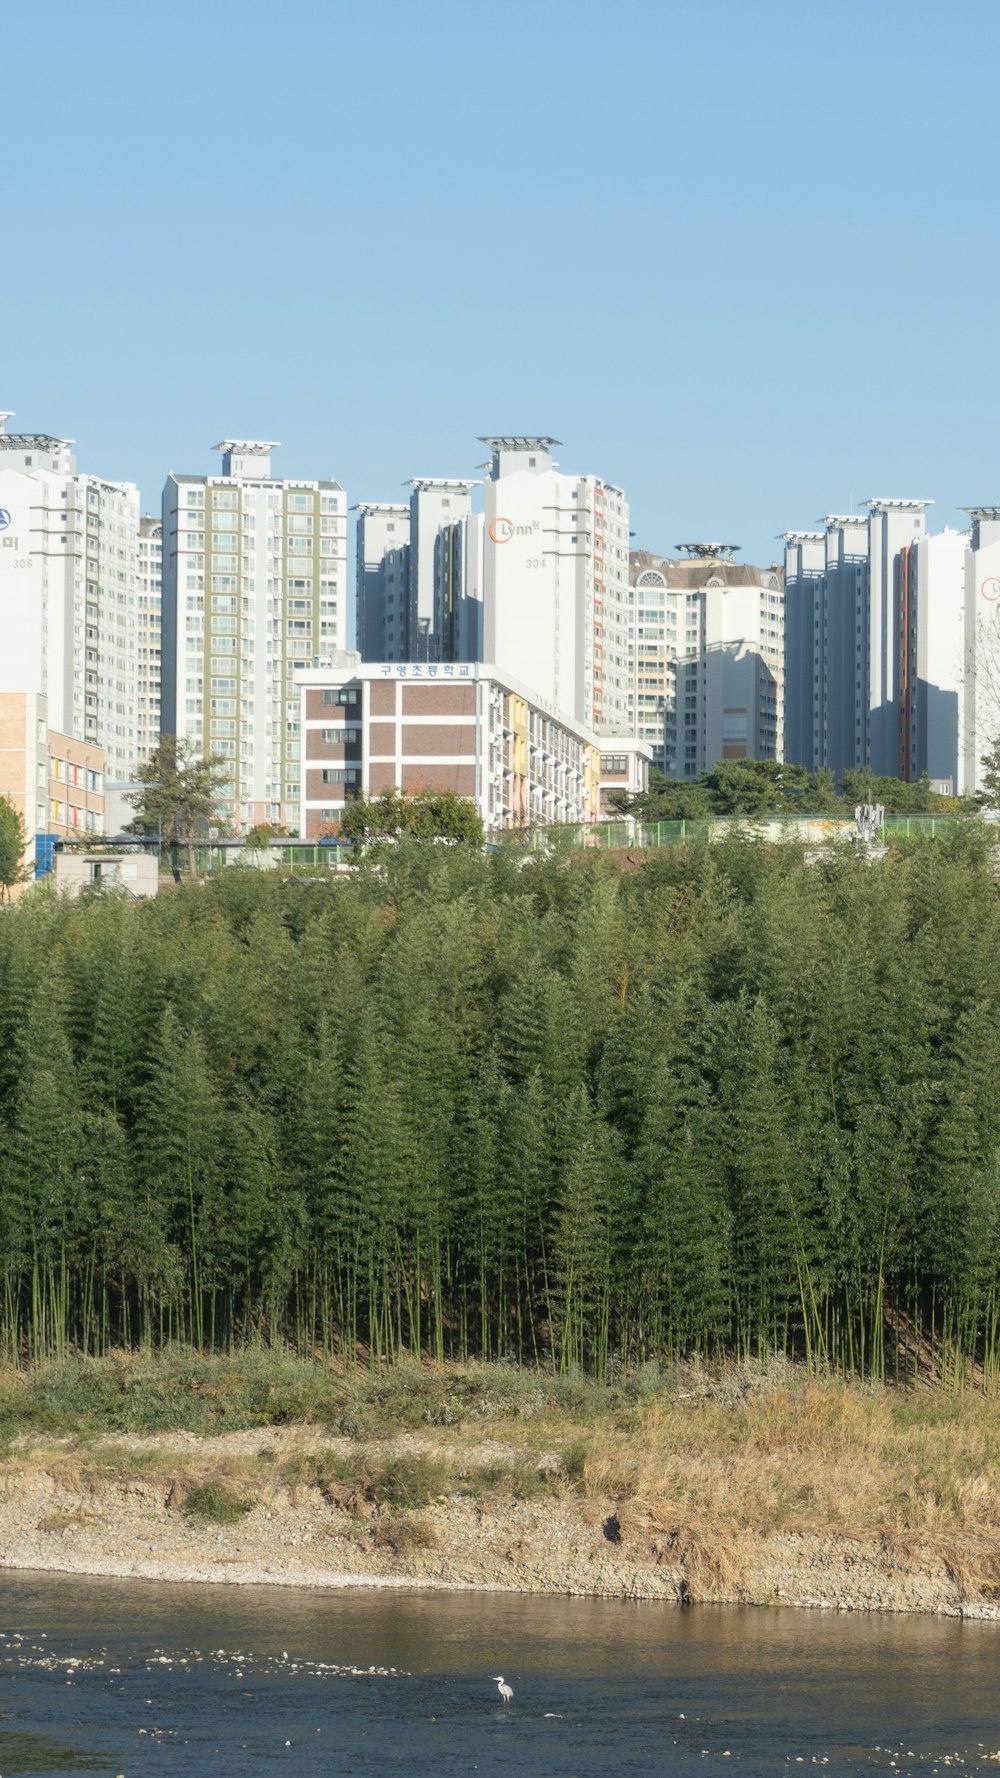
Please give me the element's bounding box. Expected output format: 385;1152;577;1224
482;444;630;731
0;468;47;696
964;515;1000;793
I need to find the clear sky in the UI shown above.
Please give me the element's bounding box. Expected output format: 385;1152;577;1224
4;0;998;568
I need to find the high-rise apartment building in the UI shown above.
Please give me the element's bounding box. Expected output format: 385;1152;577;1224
137;514;162;761
629;548;783;775
868;499;931;776
783;516;868;772
783;501;930;779
356;480;483;665
629;558;678;769
960;508;1000;795
0;415;139;789
897;527;969;792
407;478;478;660
782;530;825;771
481;437;632;732
355;502;410;658
434;509;484;664
356;438;628;732
161;440;348;830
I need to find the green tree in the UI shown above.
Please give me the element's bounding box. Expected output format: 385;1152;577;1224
619;780;715;821
339;787;483;845
980;738;1000;812
703;758;808;816
125;736;231;879
0;796;27;901
806;767;842;813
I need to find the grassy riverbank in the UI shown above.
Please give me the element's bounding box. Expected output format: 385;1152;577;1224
0;1352;999;1610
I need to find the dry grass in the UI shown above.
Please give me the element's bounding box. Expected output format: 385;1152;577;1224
368;1514;438;1555
7;1355;1000;1599
576;1380;1000;1537
36;1506;103;1534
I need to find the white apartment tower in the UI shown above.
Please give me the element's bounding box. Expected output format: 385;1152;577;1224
0;414;139;787
136;514;162;762
897;527;970;792
481;437;632;732
629;560;678;768
161;440;348;831
628;548;784;775
960;508;1000;795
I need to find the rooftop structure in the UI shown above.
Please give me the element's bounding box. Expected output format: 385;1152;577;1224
865;497;933;510
405;478;478;493
213;439;280;456
675;542;741;561
478;435;561;453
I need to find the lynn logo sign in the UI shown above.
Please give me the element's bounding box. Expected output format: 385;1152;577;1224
0;510;11;532
488;516;536;544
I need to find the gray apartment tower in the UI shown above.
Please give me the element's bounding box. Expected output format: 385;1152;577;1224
355;480;482;664
782;501;929;778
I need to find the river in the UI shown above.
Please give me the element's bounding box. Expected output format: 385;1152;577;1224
0;1572;996;1775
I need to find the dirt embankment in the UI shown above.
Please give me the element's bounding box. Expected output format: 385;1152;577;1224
1;1426;998;1619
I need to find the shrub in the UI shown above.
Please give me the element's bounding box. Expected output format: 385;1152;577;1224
184;1482;254;1524
364;1453;450;1509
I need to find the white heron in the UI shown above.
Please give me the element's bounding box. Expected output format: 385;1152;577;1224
491;1674;513;1706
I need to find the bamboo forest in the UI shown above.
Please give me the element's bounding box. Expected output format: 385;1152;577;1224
1;832;1000;1382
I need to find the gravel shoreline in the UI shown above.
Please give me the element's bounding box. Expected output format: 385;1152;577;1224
0;1434;998;1620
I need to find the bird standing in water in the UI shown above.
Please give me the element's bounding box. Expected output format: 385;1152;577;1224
491;1675;513;1706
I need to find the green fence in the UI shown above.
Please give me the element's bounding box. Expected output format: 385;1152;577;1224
494;813;983;853
180;816;985;874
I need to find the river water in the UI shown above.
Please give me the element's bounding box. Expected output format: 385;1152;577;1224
0;1572;996;1776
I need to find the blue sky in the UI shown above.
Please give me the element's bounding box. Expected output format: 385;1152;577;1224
4;0;998;566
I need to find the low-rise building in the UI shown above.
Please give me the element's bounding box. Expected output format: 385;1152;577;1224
54;848;157;898
0;691;105;881
298;654;602;838
598;737;652;816
46;731;105;843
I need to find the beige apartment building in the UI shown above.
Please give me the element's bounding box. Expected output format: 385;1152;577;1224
298;654;604;838
0;691;105;884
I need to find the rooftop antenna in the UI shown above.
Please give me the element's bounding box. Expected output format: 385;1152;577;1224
0;413;14;434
